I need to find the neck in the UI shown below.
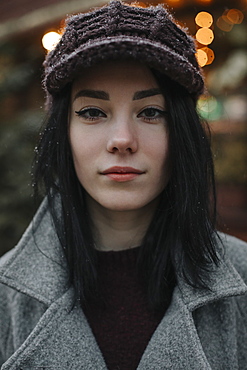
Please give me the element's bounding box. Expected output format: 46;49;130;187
86;196;158;251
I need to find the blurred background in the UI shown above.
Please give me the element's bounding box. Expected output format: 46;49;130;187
0;0;246;256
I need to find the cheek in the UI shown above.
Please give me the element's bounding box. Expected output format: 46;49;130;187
70;126;93;161
69;127;90;176
147;130;170;164
152;133;171;184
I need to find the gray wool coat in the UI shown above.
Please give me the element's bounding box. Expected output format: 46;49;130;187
0;199;247;370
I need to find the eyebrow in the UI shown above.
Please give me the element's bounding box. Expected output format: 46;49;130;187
73;88;162;102
73;89;110;101
133;88;162;100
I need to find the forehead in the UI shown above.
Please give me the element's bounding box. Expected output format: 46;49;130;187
71;60;159;94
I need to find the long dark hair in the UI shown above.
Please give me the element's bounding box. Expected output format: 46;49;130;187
33;71;220;311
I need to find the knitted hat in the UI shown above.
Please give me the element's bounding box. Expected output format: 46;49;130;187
43;0;204;102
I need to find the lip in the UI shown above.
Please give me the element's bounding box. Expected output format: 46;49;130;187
101;166;144;182
102;166;144;174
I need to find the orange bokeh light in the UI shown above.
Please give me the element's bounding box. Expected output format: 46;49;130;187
196;49;208;67
195;12;213;28
216;16;233;32
166;0;184;6
196;28;214;45
222;15;233;25
195;0;212;4
226;9;244;24
129;2;147;7
201;47;215;65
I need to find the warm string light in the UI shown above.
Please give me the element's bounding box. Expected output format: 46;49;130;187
226;9;244;24
195;12;215;67
129;2;147;7
217;9;244;32
195;0;213;4
42;31;61;51
195;11;213;27
165;0;184;8
196;28;214;45
201;47;215;65
196;49;208;66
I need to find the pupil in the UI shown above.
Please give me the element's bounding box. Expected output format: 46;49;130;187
90;109;98;116
147;108;155;116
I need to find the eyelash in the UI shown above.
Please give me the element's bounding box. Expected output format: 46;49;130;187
75;108;106;121
137;107;167;122
75;107;167;122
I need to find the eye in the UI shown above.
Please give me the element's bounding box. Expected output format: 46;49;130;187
137;107;167;122
75;108;106;121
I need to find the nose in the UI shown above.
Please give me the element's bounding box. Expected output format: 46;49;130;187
106;119;138;154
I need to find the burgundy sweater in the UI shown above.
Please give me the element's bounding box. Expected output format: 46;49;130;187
83;247;166;370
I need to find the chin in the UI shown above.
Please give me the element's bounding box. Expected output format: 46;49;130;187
85;190;162;214
102;202;144;212
99;196;160;213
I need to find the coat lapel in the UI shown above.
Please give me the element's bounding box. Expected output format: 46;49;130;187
2;287;108;370
137;287;212;369
138;250;247;369
0;199;108;369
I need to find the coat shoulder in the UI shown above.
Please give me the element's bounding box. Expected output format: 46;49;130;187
0;197;68;306
0;198;50;270
219;233;247;283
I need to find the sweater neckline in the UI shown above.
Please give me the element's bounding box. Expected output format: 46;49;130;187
96;245;140;268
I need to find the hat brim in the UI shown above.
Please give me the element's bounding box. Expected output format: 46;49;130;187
45;35;204;97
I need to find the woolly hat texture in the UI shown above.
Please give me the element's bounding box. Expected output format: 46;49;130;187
43;0;204;102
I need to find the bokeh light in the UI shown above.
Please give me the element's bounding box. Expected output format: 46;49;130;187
195;0;212;4
195;12;213;28
196;48;208;67
129;2;147;7
222;14;233;25
216;9;244;32
166;0;184;7
42;31;61;51
201;47;215;65
197;95;222;121
216;16;233;32
196;28;214;45
226;9;244;25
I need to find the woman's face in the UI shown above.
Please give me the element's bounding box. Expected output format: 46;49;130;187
69;60;170;213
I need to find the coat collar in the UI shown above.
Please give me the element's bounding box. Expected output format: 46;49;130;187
178;249;247;311
0;198;246;308
0;198;69;305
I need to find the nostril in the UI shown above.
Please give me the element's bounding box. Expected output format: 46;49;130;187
107;132;138;153
111;146;132;153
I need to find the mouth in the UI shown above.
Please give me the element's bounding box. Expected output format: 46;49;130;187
101;166;144;182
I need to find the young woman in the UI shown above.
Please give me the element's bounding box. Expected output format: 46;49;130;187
0;1;247;369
